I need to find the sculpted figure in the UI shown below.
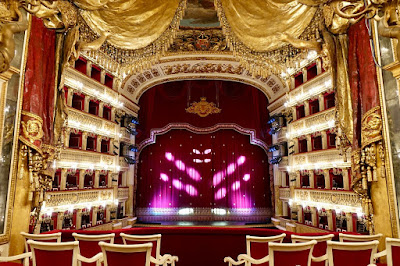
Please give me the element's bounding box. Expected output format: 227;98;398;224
0;7;27;73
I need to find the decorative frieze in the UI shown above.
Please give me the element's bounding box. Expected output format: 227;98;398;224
279;187;290;200
287;108;335;139
285;71;332;108
293;188;361;212
44;188;114;210
64;68;121;108
67;107;119;139
117;187;129;200
289;149;351;172
57;148;119;172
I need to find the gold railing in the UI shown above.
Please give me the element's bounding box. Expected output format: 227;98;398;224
279;187;290;200
45;188;114;209
117;187;129;200
290;148;351;171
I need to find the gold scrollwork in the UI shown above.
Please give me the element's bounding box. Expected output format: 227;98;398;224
21;119;43;144
185;97;221;118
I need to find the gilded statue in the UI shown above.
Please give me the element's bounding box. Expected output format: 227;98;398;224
0;4;27;73
63;26;111;68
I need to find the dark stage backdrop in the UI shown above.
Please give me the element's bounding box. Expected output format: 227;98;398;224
137;129;271;210
137;80;271;145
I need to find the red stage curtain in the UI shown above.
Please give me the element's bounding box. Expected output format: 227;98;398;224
137;80;271;145
137;129;271;209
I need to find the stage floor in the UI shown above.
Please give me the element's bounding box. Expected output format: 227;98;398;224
133;221;275;228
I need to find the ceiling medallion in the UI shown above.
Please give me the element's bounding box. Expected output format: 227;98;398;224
186;97;221;118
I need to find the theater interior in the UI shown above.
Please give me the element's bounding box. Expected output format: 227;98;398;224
1;0;400;265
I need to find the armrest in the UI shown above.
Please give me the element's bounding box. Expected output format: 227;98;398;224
0;252;32;261
312;254;328;262
237;254;270;265
150;255;170;265
161;254;179;264
77;253;103;263
223;256;246;265
374;250;387;259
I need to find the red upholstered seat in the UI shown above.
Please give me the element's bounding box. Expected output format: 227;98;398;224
120;233;178;266
99;242;170;266
391;245;400;266
373;237;400;266
247;234;286;266
327;240;379;266
28;240;102;266
105;250;147;266
34;249;74;266
332;249;373;266
291;234;334;266
72;233;115;266
225;240;317;266
249;241;270;266
273;249;312;266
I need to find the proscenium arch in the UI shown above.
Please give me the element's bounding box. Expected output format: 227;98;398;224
121;54;288;104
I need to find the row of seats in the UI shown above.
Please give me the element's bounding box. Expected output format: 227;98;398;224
224;233;394;266
0;232;178;266
1;231;398;266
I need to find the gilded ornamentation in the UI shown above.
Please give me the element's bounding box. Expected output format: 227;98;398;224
21;118;44;144
214;0;323;78
294;188;361;209
185;97;221;117
138;123;269;152
0;3;27;73
168;29;229;52
361;107;383;146
162;62;243;76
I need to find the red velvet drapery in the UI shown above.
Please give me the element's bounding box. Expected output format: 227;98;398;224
348;18;380;151
137;80;271;145
137;129;271;210
20;17;56;153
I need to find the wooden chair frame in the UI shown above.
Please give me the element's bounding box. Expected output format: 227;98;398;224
72;233;115;244
98;242;170;266
21;232;62;252
338;233;382;242
120;233;178;265
370;237;400;266
0;252;32;266
225;240;317;266
291;234;334;266
27;240;102;266
317;240;379;266
224;233;286;266
291;234;334;244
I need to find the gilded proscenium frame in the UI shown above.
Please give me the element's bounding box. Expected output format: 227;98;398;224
0;14;31;244
371;19;400;237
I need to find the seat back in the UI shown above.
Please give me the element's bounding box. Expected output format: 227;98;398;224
27;240;79;266
385;237;400;266
72;233;115;266
291;234;334;266
120;233;161;260
21;232;62;252
327;240;379;266
269;240;317;266
246;233;286;266
339;233;382;242
99;242;152;266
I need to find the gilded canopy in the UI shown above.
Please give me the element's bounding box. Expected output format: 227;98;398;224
75;0;184;50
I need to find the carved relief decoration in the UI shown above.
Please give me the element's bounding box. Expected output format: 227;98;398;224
185;97;221;117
